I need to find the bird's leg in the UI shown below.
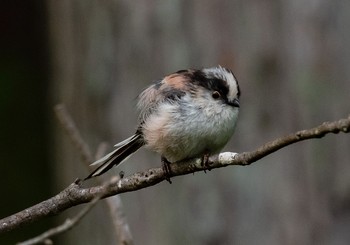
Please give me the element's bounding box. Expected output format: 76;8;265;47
201;151;212;172
161;156;172;184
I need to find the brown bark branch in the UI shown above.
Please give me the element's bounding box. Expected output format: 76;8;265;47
1;115;349;235
17;177;119;245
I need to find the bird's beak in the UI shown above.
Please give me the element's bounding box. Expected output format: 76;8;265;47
228;98;240;108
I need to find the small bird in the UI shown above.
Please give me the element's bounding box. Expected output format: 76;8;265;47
85;66;240;181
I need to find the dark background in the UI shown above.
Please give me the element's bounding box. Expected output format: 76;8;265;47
0;1;51;243
1;1;350;244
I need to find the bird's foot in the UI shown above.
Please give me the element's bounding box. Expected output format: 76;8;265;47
161;156;172;184
201;152;212;172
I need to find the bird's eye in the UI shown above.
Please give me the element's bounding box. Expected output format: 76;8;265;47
212;91;221;99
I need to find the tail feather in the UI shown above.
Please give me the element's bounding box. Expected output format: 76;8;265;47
84;133;144;180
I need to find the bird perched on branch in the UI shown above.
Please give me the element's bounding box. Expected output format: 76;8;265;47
85;66;240;182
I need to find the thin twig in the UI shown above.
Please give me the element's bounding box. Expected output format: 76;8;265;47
17;177;119;245
54;104;93;164
1;115;349;235
54;104;134;244
106;196;134;245
96;143;134;245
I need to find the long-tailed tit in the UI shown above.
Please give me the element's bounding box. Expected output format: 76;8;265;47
85;66;240;181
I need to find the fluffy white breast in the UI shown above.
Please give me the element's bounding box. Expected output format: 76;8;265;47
142;93;239;162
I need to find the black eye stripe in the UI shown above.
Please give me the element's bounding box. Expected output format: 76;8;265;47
189;70;230;97
208;78;230;97
174;68;239;100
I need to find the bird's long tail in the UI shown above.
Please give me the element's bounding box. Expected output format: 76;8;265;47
84;133;144;180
